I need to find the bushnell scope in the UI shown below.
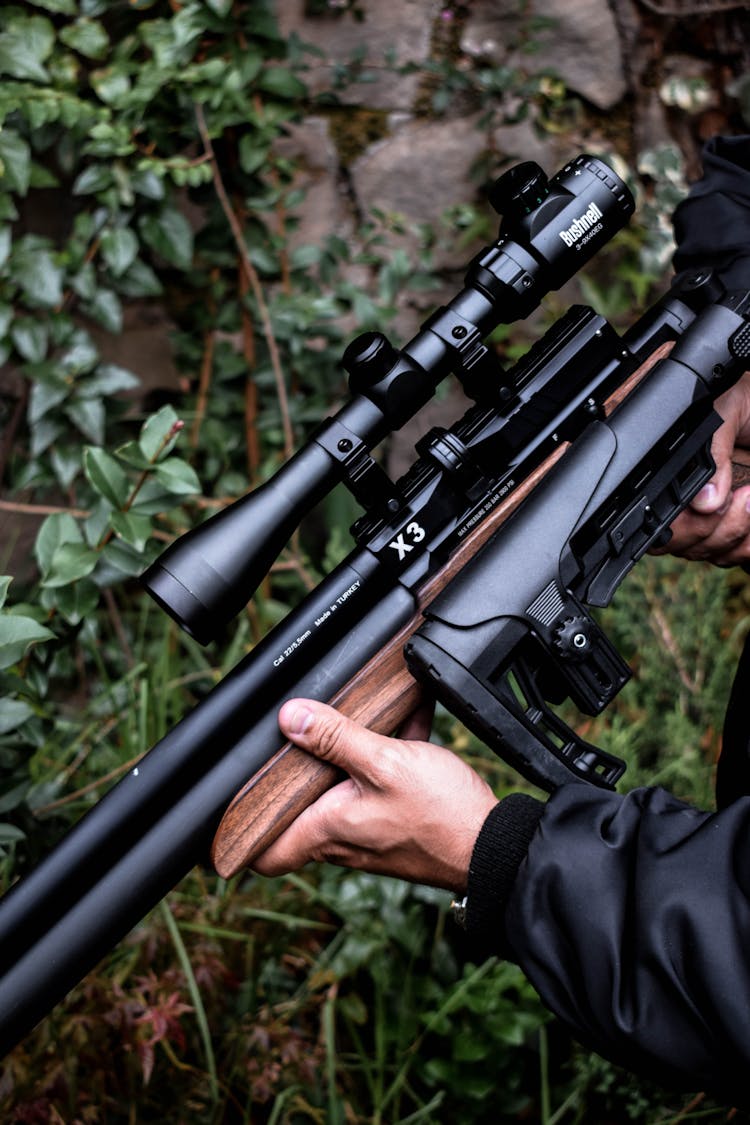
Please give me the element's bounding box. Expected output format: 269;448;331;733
142;154;634;643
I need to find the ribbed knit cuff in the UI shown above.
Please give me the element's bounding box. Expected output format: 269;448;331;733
464;793;545;956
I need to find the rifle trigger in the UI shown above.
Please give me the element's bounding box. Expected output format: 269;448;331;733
608;498;649;555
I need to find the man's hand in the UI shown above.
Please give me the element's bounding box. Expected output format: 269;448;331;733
251;699;498;892
657;373;750;565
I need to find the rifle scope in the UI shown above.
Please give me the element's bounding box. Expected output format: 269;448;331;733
142;155;634;644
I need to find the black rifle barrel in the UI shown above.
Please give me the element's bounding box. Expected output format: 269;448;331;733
0;578;417;1055
0;550;400;964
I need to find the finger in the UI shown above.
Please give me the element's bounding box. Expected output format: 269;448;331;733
689;427;736;515
278;698;409;783
252;776;360;877
396;696;435;742
664;496;733;554
670;488;750;562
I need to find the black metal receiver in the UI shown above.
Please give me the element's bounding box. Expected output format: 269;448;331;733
405;290;750;793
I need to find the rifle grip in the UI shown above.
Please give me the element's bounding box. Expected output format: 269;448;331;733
211;745;341;878
211;647;423;878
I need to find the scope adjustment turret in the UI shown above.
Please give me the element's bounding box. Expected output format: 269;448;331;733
342;332;400;392
488;161;550;221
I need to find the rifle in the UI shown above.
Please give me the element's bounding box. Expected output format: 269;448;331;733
0;152;745;1057
211;278;750;874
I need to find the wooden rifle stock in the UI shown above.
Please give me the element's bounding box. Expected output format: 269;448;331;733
211;342;750;878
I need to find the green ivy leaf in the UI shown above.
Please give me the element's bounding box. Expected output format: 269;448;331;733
0;699;34;735
65;397;105;444
204;0;233;14
139;206;194;269
100;227;138;276
29;162;60;191
83;496;110;548
0;14;55;83
81;363;139;397
110;510;152;551
84;446;129;507
153;457;201;495
258;67;307;100
0;785;29;817
30;414;64;456
114;440;151;470
0;824;27;844
35;512;83;578
0;195;18;222
128;477;177;515
48;577;99;624
72;163;114;195
60;18;109;60
0;616;55;669
101;538;145;577
139;404;181;462
41;542;99;587
116;258;163;298
91;67;131;106
71;261;97;302
26;0;77;13
11;318;49;363
29;380;69;425
85;288;123;333
130;168;165;200
10;240;64;308
238;134;268;175
0;130;31;196
49;446;82;489
0;576;11;610
60;336;99;376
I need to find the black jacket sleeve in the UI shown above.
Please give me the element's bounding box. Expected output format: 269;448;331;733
464;136;750;1105
672;134;750;289
480;785;750;1103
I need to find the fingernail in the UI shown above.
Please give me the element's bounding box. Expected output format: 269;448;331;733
282;701;314;736
694;482;717;508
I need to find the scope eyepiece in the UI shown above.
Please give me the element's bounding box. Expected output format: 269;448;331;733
471;155;635;316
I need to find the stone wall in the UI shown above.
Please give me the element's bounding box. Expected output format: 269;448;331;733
268;0;748;466
51;0;750;404
274;0;748;263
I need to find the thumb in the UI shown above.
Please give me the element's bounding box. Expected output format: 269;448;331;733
690;430;735;514
278;698;395;782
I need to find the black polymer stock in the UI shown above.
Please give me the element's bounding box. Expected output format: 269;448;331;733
406;287;750;791
0;153;721;1056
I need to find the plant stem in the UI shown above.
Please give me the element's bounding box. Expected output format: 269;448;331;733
194;101;294;460
159;899;219;1104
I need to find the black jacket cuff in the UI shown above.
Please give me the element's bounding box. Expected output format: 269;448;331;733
464;793;545;956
